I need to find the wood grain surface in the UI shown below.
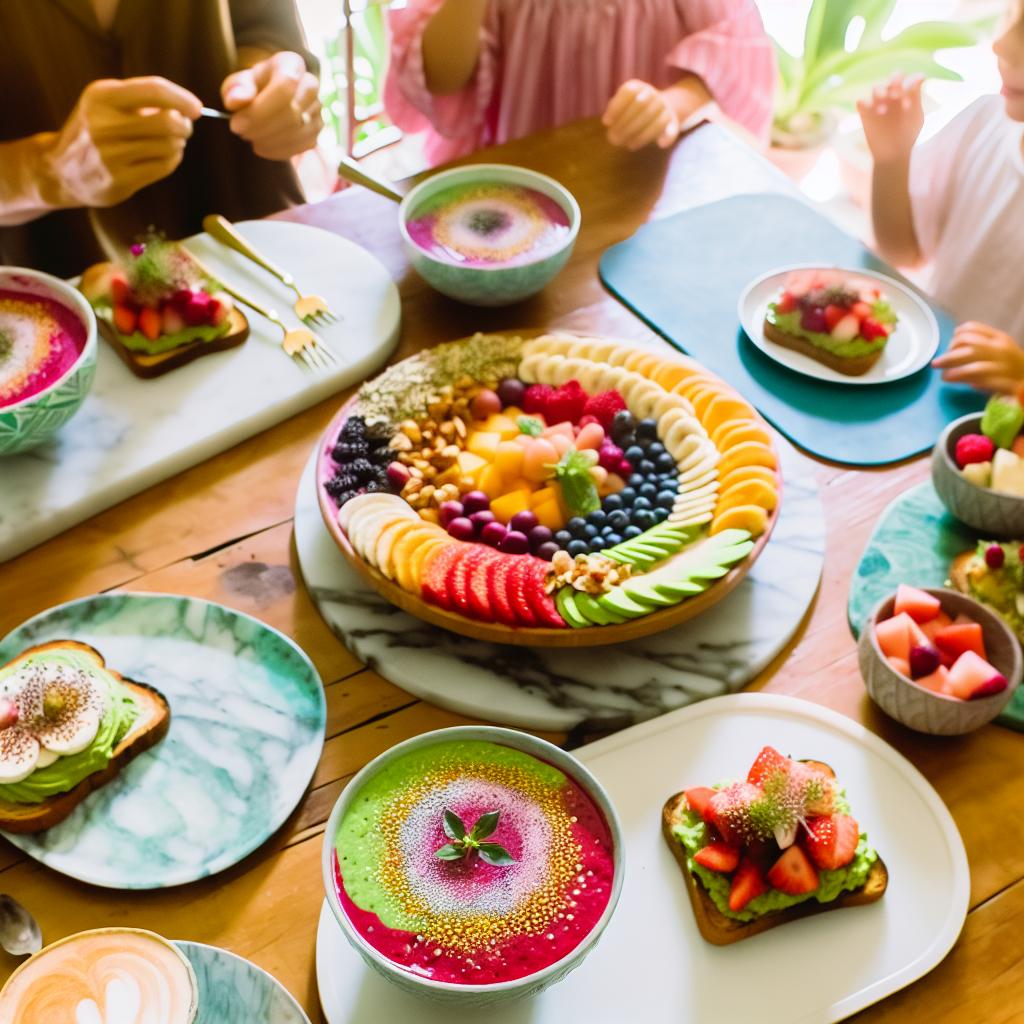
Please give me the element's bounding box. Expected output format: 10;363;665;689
1;120;1020;1022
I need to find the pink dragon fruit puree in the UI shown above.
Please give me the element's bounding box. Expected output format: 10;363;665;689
405;183;571;268
333;738;615;985
0;288;87;408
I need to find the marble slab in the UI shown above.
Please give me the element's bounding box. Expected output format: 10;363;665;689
0;220;401;561
294;438;825;733
176;940;310;1024
0;593;326;887
847;480;1024;731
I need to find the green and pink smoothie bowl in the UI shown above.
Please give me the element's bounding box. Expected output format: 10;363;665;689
399;164;581;307
0;267;97;456
321;725;623;1006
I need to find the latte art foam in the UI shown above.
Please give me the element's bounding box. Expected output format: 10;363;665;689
0;929;198;1024
406;183;571;268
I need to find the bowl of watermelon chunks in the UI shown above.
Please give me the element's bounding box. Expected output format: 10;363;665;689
858;584;1022;735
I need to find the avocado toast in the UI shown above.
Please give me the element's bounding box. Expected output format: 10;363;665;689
950;541;1024;642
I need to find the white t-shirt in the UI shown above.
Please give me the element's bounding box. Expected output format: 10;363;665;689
910;95;1024;339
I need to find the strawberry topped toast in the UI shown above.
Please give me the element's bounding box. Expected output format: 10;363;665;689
764;269;897;376
662;746;887;944
317;332;782;640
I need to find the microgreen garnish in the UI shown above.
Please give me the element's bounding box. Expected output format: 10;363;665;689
517;415;544;437
435;809;516;865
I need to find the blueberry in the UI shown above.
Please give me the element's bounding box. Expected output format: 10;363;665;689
633;509;656;530
656;489;677;509
618;487;636;506
554;529;572;548
637;418;658;441
607;509;630;531
623;525;642;540
583;523;600;539
646;442;666;458
588;537;607;553
567;539;589;557
653;506;670;522
639;482;658;499
624;445;645;464
603;494;623;511
639;459;656;475
568;516;588;538
656;453;677;472
586;510;607;528
628;473;645;489
633;496;652;511
604;532;623;547
610;410;636;443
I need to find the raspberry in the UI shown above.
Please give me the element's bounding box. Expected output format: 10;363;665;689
954;433;994;469
985;544;1006;569
583;390;628;428
545;380;588;424
522;383;555;415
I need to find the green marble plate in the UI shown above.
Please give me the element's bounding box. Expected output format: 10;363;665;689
847;481;1024;731
0;593;326;887
175;941;310;1023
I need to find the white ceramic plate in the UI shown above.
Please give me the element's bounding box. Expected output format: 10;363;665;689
316;693;968;1023
738;265;939;385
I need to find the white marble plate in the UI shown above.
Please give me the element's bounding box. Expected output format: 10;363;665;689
294;438;824;732
0;219;401;561
175;940;310;1024
0;593;326;888
738;265;939;385
316;693;968;1023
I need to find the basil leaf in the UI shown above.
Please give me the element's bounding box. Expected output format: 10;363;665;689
435;843;467;860
477;843;516;866
443;809;466;841
471;810;500;841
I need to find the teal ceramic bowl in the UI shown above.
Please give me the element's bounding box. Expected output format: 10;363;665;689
399;164;581;307
0;267;97;456
322;725;623;1006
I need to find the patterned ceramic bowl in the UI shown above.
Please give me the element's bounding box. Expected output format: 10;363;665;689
322;725;623;1006
0;267;97;456
858;587;1021;735
399;164;580;307
932;414;1024;538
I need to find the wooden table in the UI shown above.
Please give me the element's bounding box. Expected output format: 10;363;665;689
2;120;1022;1022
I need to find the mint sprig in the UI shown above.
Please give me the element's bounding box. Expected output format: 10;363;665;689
552;447;600;517
435;809;516;866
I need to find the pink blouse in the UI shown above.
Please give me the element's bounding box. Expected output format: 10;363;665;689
385;0;776;165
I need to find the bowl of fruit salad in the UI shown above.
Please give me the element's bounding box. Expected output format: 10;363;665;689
315;331;782;646
932;398;1024;538
858;583;1021;734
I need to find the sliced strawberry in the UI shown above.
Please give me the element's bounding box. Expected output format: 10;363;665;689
861;316;889;341
767;845;819;895
208;291;231;327
523;558;566;627
683;786;716;817
138;306;162;341
466;547;498;621
934;622;986;661
747;745;790;787
694;841;740;873
110;272;132;305
788;762;835;815
421;544;461;610
162;303;185;335
505;556;537;627
450;546;476;617
851;300;872;319
728;857;767;912
803;813;860;871
776;290;797;313
706;782;761;846
112;303;137;335
487;556;518;626
823;304;846;331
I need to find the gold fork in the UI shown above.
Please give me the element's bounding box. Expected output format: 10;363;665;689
202;213;340;327
183;246;335;370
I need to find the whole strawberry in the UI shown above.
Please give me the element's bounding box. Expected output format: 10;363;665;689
954;433;994;469
582;390;627;429
545;380;588;424
522;383;555;416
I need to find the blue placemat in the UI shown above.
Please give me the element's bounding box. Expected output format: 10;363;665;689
847;480;1024;731
599;193;984;466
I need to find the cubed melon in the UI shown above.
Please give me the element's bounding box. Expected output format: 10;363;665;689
457;451;488;479
543;421;575;442
947;650;1008;700
915;665;953;695
875;614;911;661
494;441;524;480
887;655;911;677
933;622;986;661
467;431;501;461
920;609;952;643
529;485;560;508
484;414;520;439
893;584;941;624
533;498;564;532
490;489;532;524
435;465;462;487
478;464;506;499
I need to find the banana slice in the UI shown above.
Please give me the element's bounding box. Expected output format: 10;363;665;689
630;382;666;420
652;393;694;420
336;492;398;531
517;351;548;384
679;461;719;489
669;508;715;528
665;417;706;459
582;341;622;363
550;357;590;386
673;479;720;507
679;439;719;474
593;364;627;392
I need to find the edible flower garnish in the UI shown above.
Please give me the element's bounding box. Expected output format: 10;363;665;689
435;809;516;865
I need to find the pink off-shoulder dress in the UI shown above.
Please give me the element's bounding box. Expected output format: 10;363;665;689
384;0;775;165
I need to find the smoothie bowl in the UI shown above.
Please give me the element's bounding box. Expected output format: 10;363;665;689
322;726;622;1005
400;165;580;307
0;267;97;456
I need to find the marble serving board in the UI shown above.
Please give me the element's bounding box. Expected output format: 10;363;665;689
294;437;825;733
0;220;401;562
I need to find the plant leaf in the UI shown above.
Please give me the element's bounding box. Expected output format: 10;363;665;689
471;810;501;841
801;0;830;68
435;843;467;860
477;843;516;866
443;809;466;841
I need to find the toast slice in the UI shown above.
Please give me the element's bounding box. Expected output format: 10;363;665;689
0;641;170;834
98;307;249;379
763;320;884;377
662;784;888;946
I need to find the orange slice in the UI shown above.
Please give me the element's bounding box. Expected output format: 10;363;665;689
711;504;769;537
717;464;779;493
407;536;452;591
712;419;773;451
718;441;778;478
621;351;662;377
715;478;778;516
702;396;754;435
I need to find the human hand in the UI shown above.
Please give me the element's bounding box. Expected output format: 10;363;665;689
221;52;322;160
41;77;201;209
932;322;1024;393
602;79;682;151
857;73;924;165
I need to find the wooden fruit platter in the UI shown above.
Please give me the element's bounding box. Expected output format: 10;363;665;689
315;331;781;647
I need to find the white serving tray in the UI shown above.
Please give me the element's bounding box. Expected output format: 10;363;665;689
316;693;968;1023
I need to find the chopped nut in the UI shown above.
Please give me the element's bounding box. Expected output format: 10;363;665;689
389;433;413;452
419;507;440;524
399;420;422;444
419;484;436;504
439;483;460;500
412;457;432;473
440;444;461;463
408;466;424;480
439;421;456;441
453;416;468;440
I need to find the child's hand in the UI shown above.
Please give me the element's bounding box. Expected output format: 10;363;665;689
932;322;1024;393
602;80;680;151
856;74;924;164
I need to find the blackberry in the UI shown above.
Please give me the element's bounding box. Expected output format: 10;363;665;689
364;480;389;494
349;457;375;482
340;415;366;441
333;439;369;463
636;418;658;441
325;477;347;500
334;472;360;492
368;446;393;466
365;421;393;444
335;489;362;507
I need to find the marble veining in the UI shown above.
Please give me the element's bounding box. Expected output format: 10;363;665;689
175;941;310;1024
0;220;400;561
294;439;825;733
848;480;1024;731
0;593;326;888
